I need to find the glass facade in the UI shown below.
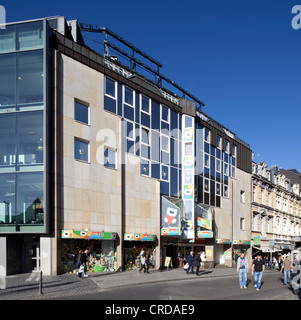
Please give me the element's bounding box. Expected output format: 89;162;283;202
105;76;182;198
0;20;46;233
104;76;237;208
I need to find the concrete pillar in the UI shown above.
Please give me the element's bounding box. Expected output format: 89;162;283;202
40;237;52;276
0;237;7;276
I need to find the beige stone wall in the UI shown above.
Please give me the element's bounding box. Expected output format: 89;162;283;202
53;53;161;271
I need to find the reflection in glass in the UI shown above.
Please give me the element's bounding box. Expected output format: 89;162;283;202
17;21;43;50
17;111;44;169
17;50;43;107
0;53;16;111
0;25;16;53
0;174;16;225
0;114;16;172
17;172;44;225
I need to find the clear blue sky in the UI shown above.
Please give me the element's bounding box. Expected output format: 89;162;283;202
2;0;301;172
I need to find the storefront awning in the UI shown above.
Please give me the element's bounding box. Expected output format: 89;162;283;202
61;230;117;240
124;233;156;241
233;240;251;245
215;239;231;244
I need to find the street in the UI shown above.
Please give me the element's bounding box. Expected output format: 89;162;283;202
51;271;300;301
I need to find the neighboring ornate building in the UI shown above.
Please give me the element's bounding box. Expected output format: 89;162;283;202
252;162;301;261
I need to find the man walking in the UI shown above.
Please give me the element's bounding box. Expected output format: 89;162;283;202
186;251;194;274
252;254;265;291
280;256;293;285
236;252;249;288
193;251;202;276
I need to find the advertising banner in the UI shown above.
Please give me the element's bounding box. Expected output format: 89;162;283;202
161;196;182;236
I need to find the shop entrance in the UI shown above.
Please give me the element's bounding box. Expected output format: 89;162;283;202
23;236;40;273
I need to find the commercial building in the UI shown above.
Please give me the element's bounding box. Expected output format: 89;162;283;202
252;162;301;261
0;16;253;276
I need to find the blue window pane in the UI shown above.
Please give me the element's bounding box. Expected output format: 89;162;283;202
127;140;135;154
151;130;160;162
17;172;44;226
105;78;116;98
104;95;116;114
17;111;44;170
151;101;160;130
170;110;179;139
161;165;169;181
125;87;133;105
124;104;134;121
75;139;89;162
17;50;44;107
161;105;169;122
141;95;150;113
0;53;16;112
141;159;150;176
184;116;192;128
170;167;178;197
141;112;150;128
75;101;89;124
0;114;15;172
0;173;16;225
104;148;116;169
160;181;169;196
151;162;160;179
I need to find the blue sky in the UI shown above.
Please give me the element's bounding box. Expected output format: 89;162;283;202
2;0;301;172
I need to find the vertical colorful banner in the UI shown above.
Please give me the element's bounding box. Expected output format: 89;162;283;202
182;115;195;240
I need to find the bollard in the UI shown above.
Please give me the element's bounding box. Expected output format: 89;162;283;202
39;270;43;295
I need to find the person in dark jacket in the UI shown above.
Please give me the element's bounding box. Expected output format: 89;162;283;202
186;251;194;274
193;251;202;276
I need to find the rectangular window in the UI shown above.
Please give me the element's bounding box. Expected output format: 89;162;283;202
225;140;230;153
0;53;16;112
161;165;169;181
204;128;210;143
74;100;89;125
161;135;169;152
105;77;116;99
161;105;169;123
185;143;193;156
204;154;210;168
126;121;135;141
240;218;245;230
204;179;209;193
141;127;150;145
124;86;134;106
0;25;16;53
141;158;150;177
74;138;89;162
17;21;43;51
141;95;150;114
217;135;222;149
232;144;237;157
17;50;44;108
104;147;117;169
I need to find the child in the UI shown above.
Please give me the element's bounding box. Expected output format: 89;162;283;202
78;263;85;278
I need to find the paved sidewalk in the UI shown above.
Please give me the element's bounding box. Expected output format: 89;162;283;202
0;267;279;300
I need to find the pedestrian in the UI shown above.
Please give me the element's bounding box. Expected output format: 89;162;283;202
145;251;151;274
263;256;268;270
280;256;294;285
278;256;283;271
139;252;146;273
193;251;202;276
80;249;88;277
237;252;249;289
252;254;265;291
186;251;194;274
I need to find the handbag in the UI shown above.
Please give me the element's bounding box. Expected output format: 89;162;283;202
184;263;189;270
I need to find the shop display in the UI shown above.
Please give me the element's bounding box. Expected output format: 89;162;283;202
124;246;156;271
61;238;117;274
